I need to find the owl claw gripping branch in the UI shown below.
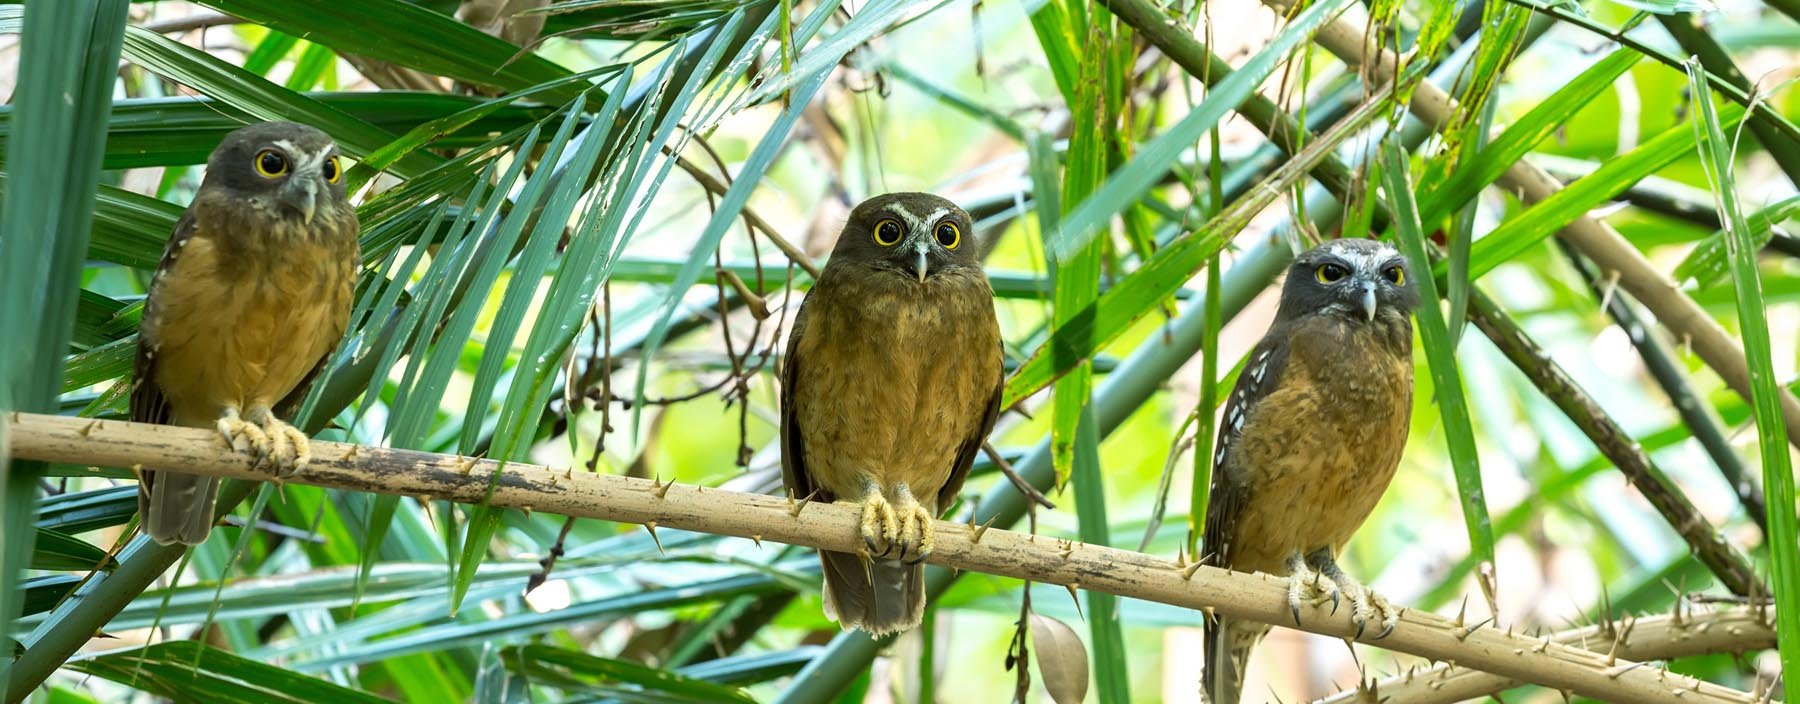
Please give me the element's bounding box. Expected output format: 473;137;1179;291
780;193;1004;636
133;122;359;546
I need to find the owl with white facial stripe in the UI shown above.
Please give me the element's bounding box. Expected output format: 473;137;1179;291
780;193;1003;635
133;121;360;545
1199;238;1418;704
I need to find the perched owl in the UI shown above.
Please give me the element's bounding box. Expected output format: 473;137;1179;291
133;121;360;545
779;193;1004;635
1201;238;1418;704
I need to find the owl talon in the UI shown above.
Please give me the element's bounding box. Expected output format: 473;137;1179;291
1285;552;1347;626
855;494;900;559
1318;556;1397;640
247;408;310;479
216;409;272;466
895;501;935;565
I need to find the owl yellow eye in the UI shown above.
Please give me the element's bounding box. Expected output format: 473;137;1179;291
321;156;342;184
873;218;903;246
1315;262;1348;284
934;221;960;249
254;149;289;178
1383;265;1405;285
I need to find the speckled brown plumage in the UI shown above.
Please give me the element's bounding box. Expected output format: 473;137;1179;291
780;193;1002;635
1201;239;1417;704
133;122;359;546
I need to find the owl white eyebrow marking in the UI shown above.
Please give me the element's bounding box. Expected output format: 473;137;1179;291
272;139;331;176
881;202;929;233
1323;240;1400;273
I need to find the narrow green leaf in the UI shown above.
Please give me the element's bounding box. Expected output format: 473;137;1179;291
1;93;554;170
31;529;115;572
0;4;129;687
345;66;624;189
21;576;81;619
283;42;334;91
34;486;137;535
1463;101;1745;279
197;0;584;101
87;181;183;268
117;26;442;178
68;641;389;704
1381;141;1496;608
1040;8;1129;697
504;644;758;704
239;27;298;75
1189;124;1227;557
632;0;843;430
1046;0;1355;261
1672;194;1800;287
1684;57;1800;685
1069;409;1129;703
1416;48;1639;234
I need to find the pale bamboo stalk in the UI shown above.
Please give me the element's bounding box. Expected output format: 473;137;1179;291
1314;606;1778;704
2;412;1769;704
1261;0;1800;449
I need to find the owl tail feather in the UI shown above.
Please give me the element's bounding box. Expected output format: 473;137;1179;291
1202;616;1263;704
138;469;219;546
819;550;923;636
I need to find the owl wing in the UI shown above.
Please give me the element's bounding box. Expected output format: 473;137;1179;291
1200;331;1291;702
129;211;199;426
1200;334;1291;569
936;370;1002;512
778;300;831;503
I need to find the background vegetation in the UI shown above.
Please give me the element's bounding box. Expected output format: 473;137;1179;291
1;0;1797;701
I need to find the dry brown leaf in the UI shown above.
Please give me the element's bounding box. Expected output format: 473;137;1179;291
1029;614;1090;704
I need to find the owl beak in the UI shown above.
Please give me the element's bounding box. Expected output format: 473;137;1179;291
914;240;930;282
1359;279;1379;322
283;177;320;224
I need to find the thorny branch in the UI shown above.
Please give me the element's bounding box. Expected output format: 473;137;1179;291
1315;604;1779;704
5;413;1773;704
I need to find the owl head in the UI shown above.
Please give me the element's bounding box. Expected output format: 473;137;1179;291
1277;238;1419;324
830;193;980;282
203;121;348;225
